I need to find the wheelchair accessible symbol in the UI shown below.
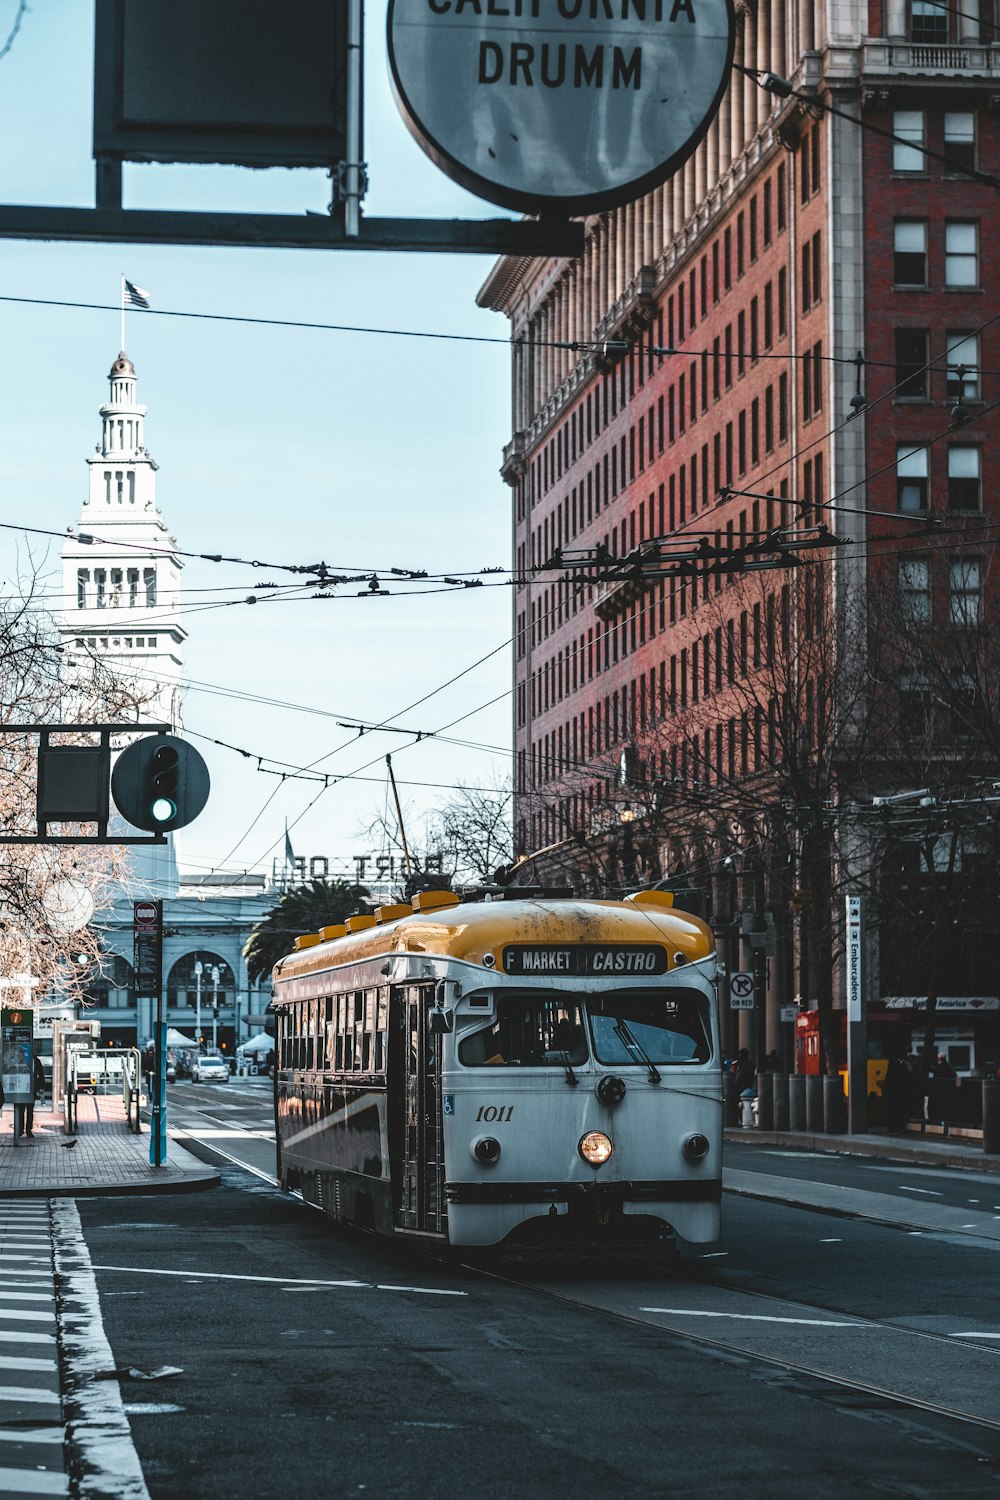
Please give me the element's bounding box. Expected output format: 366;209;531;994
730;972;755;1010
443;1094;455;1115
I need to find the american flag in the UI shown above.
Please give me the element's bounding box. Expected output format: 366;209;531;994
123;279;150;309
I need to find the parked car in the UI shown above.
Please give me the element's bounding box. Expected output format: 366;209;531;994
192;1054;229;1084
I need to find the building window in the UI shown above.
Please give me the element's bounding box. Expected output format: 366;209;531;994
944;112;976;173
897;444;929;510
910;0;948;41
946;330;980;400
94;569;106;608
945;221;978;287
893;110;925;172
898;557;931;622
144;568;156;606
947;445;981;510
894;220;927;285
899;674;932;737
895;328;929;398
802;341;823;420
949;558;982;625
76;569;88;608
801;234;822;312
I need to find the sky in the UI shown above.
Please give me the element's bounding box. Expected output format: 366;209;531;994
0;1;517;891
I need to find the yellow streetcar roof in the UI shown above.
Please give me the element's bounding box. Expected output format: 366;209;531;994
273;894;715;985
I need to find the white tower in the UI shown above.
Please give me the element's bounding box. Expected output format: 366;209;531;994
60;353;186;727
60;353;185;898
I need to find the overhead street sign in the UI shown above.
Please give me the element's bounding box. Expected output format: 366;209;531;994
388;0;736;214
730;971;755;1010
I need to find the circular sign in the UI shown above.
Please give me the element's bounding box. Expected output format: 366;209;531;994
387;0;735;215
134;902;158;925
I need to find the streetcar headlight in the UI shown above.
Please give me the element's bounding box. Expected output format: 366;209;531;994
579;1130;613;1167
472;1135;502;1165
683;1132;711;1162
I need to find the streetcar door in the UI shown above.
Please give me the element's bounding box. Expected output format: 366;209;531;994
394;984;446;1235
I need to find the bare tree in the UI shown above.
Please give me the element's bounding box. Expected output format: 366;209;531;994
0;564;154;1010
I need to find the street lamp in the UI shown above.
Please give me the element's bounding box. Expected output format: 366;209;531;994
210;964;221;1051
193;960;203;1050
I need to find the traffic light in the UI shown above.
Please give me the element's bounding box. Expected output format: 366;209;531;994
148;744;179;825
111;734;210;833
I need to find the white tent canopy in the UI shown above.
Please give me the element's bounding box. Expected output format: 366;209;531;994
240;1032;274;1054
166;1028;197;1048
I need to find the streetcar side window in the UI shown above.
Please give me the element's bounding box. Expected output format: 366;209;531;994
458;993;586;1068
587;988;712;1065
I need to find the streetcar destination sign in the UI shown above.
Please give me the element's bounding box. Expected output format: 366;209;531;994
387;0;736;214
503;944;669;975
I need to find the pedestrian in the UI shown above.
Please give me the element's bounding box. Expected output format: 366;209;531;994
726;1047;755;1125
24;1050;46;1138
882;1052;911;1134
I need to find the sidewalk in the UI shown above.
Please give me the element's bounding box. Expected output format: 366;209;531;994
0;1094;218;1197
724;1123;1000;1174
724;1125;1000;1241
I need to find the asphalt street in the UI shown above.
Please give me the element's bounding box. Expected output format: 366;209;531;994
67;1079;1000;1499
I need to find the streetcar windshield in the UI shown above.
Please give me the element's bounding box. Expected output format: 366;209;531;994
458;993;586;1068
587;989;712;1065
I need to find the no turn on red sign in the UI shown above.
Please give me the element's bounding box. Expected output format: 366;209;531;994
729;971;755;1010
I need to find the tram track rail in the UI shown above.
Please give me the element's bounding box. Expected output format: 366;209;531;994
169;1098;1000;1438
448;1250;1000;1436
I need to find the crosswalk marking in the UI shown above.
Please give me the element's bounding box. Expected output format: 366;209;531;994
0;1466;68;1496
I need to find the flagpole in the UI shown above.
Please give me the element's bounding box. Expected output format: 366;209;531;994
120;273;125;353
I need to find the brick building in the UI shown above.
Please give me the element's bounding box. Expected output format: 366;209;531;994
478;0;1000;1071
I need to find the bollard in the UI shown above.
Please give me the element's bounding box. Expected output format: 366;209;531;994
773;1074;790;1132
756;1072;774;1131
789;1073;807;1132
823;1074;846;1134
984;1079;1000;1155
806;1075;825;1133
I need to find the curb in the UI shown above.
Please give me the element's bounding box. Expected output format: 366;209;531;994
724;1127;1000;1174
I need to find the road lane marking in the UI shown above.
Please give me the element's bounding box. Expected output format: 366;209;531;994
0;1355;57;1373
897;1186;943;1196
952;1332;1000;1339
641;1308;861;1327
0;1310;56;1323
819;1238;843;1243
0;1332;55;1346
94;1266;366;1288
93;1265;465;1296
122;1404;184;1415
375;1285;468;1297
0;1429;61;1446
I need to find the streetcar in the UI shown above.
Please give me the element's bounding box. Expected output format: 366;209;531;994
270;888;723;1251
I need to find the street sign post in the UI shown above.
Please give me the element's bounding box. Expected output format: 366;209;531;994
846;895;867;1133
135;900;167;1166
